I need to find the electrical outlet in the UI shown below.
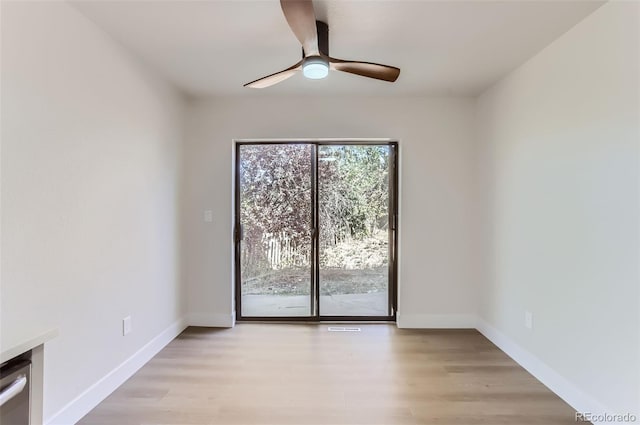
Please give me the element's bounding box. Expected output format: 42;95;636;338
204;210;213;223
123;316;132;336
525;311;533;330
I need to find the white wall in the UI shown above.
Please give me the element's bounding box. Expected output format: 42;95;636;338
476;1;639;417
183;96;478;328
1;1;186;422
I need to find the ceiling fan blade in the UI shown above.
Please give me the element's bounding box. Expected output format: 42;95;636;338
280;0;319;56
244;60;303;88
329;57;400;82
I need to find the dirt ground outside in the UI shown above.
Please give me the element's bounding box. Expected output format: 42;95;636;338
242;230;389;296
241;266;388;296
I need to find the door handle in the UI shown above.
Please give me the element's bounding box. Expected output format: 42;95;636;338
0;375;27;407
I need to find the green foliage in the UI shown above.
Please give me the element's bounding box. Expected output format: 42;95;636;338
239;144;389;273
240;144;312;244
319;145;389;248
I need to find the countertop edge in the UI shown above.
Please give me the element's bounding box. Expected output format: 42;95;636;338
1;329;59;363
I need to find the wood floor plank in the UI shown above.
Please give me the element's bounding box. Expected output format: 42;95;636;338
78;324;580;425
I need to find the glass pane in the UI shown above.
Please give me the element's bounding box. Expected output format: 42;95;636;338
318;145;390;316
239;144;312;317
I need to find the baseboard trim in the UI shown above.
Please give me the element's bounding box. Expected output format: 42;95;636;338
396;313;476;329
476;318;615;424
188;312;235;328
45;317;188;425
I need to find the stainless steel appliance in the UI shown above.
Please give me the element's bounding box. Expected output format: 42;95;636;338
0;356;31;425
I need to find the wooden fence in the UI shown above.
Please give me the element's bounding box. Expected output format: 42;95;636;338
241;232;311;274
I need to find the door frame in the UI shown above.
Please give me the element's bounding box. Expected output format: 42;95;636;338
234;139;398;322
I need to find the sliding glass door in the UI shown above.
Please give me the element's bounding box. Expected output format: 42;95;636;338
318;145;392;317
235;141;397;320
236;144;314;317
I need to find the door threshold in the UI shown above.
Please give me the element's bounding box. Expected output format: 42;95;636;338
235;319;396;324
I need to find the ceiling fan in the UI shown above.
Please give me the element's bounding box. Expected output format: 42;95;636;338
244;0;400;88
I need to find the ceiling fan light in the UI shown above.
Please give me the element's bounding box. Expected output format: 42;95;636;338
303;56;329;79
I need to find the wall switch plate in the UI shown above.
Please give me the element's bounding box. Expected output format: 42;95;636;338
204;210;213;223
123;316;132;336
525;311;533;330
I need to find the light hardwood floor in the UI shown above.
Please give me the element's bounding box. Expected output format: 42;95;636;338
79;324;580;425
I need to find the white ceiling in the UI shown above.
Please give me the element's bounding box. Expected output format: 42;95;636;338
71;0;604;98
